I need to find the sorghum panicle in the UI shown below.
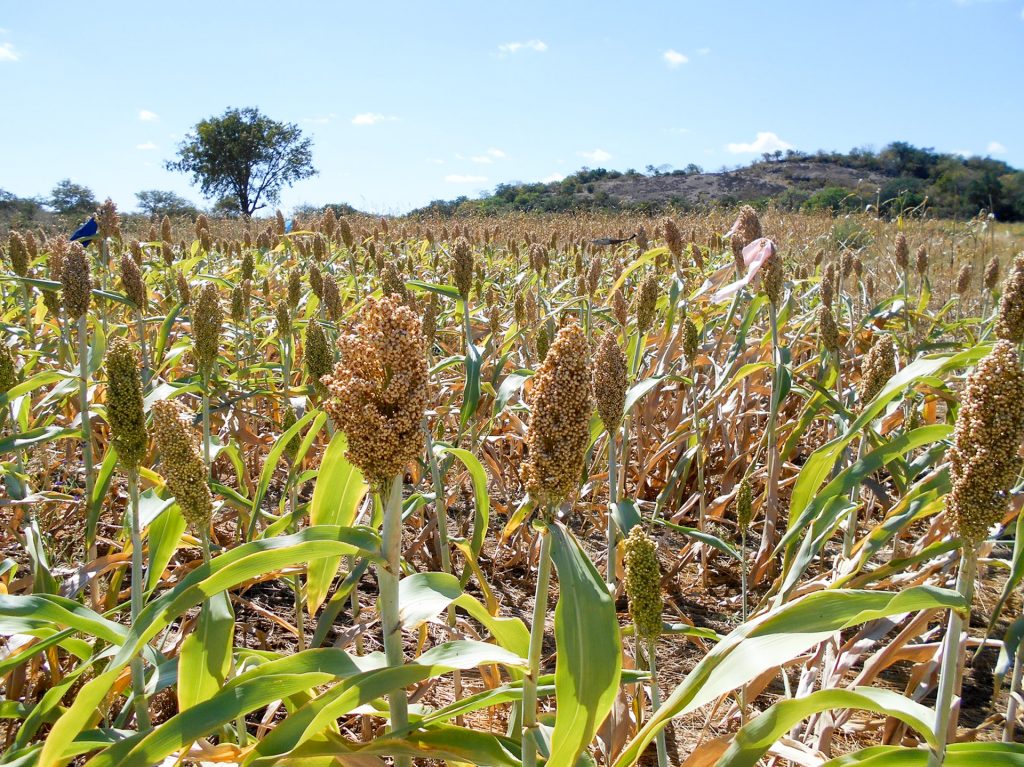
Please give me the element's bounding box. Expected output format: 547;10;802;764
984;257;1001;292
323;295;428;487
453;237;474;299
623;526;663;640
858;334;897;404
522;321;593;507
947;341;1024;544
103;338;147;468
61;243;92;321
193;283;223;372
635;273;658;335
995;255;1024;343
152;399;212;530
120;254;147;309
593;331;627;434
894;232;909;270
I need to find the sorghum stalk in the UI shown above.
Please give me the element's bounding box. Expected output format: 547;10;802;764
930;339;1024;763
78;315;94;540
594;332;627;587
379;476;410;766
929;552;975;767
1004;639;1024;742
646;638;668;767
522;521;554;767
126;466;152;730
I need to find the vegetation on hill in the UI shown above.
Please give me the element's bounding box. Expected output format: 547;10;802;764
411;142;1024;221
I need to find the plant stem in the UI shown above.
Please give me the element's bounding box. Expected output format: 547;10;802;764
523;523;554;767
691;380;708;588
1004;634;1024;742
202;369;212;477
648;637;668;767
79;315;96;558
21;283;34;345
137;310;150;389
379;475;410;767
606;428;618;588
126;467;152;731
929;549;976;767
289;476;305;652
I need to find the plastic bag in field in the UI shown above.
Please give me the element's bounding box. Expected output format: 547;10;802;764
69;216;99;246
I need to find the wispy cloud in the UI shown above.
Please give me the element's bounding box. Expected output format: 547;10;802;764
987;140;1008;154
696;47;712;55
445;174;488;183
498;39;547;55
470;148;507;164
136;142;158;151
663;49;688;68
0;42;20;62
303;113;336;125
542;173;565;183
351;112;398;126
726;131;793;154
578;148;612;163
138;109;159;122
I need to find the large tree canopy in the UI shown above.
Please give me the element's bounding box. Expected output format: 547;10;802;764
166;107;316;216
49;179;97;216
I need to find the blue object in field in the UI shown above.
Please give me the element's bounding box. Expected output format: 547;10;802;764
70;217;99;246
284;218;294;234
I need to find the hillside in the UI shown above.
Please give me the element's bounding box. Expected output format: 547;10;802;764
411;142;1024;221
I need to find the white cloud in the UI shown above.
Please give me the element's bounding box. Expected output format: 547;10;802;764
663;49;688;68
444;174;488;183
138;109;159;122
578;148;612;163
953;148;972;157
486;148;506;158
987;140;1008;154
696;47;712;55
471;155;494;164
135;142;158;150
0;42;20;62
726;131;793;154
351;112;398;126
542;173;565;183
498;39;547;55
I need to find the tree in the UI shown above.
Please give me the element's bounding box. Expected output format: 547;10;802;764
135;189;200;218
166;107;316;215
50;179;97;216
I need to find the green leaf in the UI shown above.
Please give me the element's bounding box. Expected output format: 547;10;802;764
432;445;489;562
145;499;186;592
821;742;1024;767
717;687;937;767
547;522;621;767
176;591;235;711
249;408;320;538
37;526;382;767
494;371;531;415
623;376;663;416
613;586;967;767
306;432;368;614
238;641;526;767
788;348;986;527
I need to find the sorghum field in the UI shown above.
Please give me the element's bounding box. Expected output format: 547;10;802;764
1;204;1024;767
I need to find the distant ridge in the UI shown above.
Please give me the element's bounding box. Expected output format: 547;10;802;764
409;143;1024;221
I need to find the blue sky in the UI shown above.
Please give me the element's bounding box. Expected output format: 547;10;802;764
0;1;1021;215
